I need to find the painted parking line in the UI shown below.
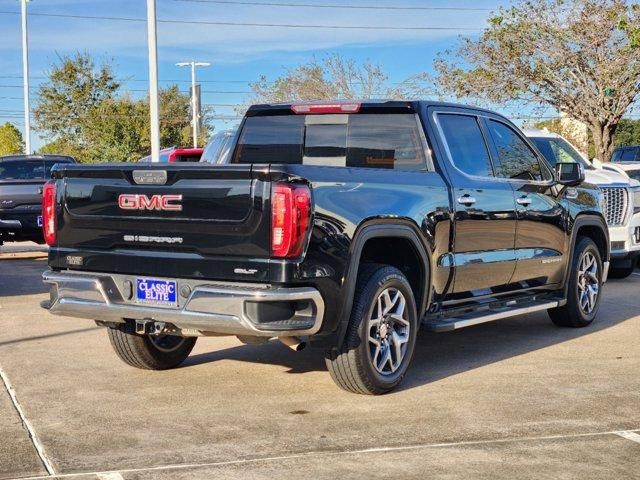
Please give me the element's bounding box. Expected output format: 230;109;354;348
617;431;640;444
18;428;640;480
0;363;56;476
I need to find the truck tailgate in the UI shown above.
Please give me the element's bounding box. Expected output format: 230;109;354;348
50;163;272;281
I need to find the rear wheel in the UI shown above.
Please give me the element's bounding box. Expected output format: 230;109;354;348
548;236;602;328
325;264;418;395
107;326;197;370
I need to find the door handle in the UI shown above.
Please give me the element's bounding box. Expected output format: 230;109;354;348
457;195;477;206
516;196;532;206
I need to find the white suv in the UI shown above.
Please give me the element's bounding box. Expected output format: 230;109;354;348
525;129;640;278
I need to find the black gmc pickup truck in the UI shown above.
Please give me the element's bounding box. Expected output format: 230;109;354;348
41;101;610;394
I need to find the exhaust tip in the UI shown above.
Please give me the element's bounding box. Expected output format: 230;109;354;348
279;336;306;352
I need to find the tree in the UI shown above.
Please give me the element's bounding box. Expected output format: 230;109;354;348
248;54;428;105
34;53;120;155
33;54;209;162
614;119;640;146
433;0;640;161
0;122;24;156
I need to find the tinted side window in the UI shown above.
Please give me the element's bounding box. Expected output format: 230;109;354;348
621;147;638;162
487;120;542;181
438;114;493;177
611;149;622;162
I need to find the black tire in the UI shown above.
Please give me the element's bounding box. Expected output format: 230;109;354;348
608;265;635;279
107;326;197;370
548;236;602;328
325;264;418;395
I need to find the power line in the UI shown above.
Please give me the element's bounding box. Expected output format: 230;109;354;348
170;0;493;11
0;84;253;94
0;10;483;31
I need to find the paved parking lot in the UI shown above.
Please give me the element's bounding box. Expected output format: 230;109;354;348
0;246;639;479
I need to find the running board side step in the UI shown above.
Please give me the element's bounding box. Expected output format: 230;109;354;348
422;301;561;332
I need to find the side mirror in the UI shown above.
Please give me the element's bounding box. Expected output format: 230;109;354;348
556;162;585;186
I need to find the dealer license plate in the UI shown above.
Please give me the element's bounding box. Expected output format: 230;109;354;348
136;277;178;306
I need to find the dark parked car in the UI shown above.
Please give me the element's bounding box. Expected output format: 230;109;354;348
0;154;75;245
611;145;640;162
138;147;203;163
41;101;609;394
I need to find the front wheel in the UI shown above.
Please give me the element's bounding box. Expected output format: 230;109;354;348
107;326;197;370
325;264;418;395
548;236;603;328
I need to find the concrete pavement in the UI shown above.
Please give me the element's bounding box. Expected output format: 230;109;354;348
0;258;638;479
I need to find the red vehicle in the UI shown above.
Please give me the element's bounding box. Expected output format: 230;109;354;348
138;147;203;163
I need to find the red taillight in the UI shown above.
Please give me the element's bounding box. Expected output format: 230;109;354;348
42;180;57;246
291;102;361;114
271;183;311;258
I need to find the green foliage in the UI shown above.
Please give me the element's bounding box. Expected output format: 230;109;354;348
34;53;210;163
614;119;640;146
0;123;24;156
433;0;640;162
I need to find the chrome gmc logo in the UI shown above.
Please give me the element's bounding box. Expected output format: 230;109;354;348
118;194;183;212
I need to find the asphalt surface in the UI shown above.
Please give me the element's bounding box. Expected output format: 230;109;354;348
0;247;638;479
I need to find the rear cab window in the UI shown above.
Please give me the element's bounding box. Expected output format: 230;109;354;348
232;111;428;170
436;114;494;177
1;160;45;180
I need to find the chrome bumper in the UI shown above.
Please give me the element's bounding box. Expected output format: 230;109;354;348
42;270;325;337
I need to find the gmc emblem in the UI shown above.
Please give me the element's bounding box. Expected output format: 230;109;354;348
118;194;183;212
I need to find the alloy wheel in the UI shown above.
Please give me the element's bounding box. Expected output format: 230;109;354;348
367;288;411;376
577;251;599;315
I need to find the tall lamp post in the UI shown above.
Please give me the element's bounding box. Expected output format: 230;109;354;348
146;0;160;162
176;61;210;148
19;0;31;154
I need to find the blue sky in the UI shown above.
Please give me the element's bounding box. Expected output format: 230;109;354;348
0;0;505;150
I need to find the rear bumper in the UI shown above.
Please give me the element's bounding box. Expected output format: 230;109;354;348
0;211;42;236
41;270;325;337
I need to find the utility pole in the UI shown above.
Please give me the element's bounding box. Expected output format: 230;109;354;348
146;0;160;162
176;61;210;147
20;0;31;154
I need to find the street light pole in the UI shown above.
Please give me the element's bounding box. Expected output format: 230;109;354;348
176;61;210;148
20;0;31;155
146;0;160;162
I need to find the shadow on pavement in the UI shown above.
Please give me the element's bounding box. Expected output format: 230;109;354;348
0;326;100;348
184;279;637;392
0;258;49;297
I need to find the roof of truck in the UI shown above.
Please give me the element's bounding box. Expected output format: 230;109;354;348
245;99;503;118
0;154;76;163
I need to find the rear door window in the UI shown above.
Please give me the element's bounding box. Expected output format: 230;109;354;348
437;114;494;177
233;113;427;170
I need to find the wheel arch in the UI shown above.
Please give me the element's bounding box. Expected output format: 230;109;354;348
335;219;433;346
563;213;609;296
